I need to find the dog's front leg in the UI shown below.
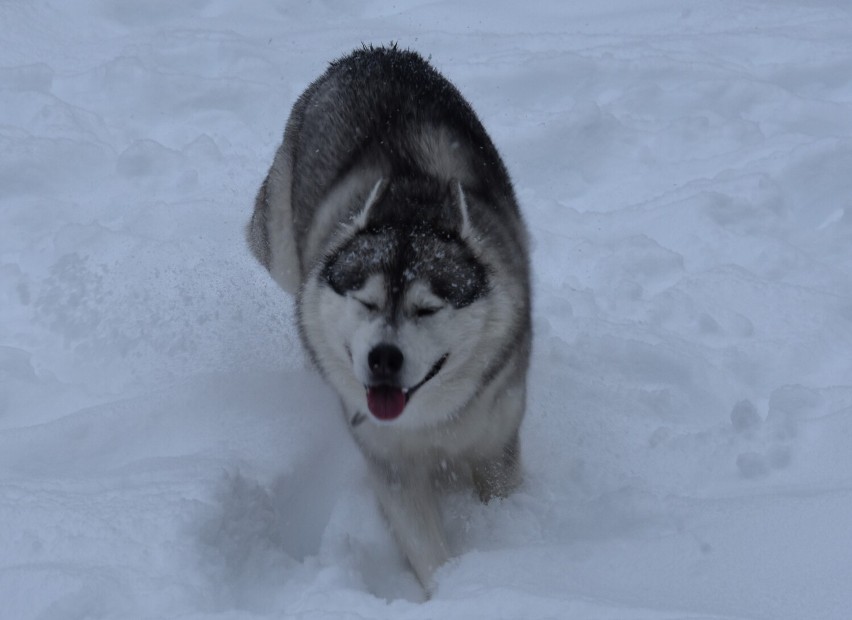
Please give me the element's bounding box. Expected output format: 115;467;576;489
368;461;449;594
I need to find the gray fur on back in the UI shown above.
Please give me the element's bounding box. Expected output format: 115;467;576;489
261;44;527;281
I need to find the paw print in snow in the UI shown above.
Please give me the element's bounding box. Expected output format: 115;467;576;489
732;387;817;480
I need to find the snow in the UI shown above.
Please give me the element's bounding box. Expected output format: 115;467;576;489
2;1;852;618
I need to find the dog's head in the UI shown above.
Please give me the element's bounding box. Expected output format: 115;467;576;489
299;176;504;428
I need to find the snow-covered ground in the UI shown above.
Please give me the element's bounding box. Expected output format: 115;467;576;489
2;1;852;618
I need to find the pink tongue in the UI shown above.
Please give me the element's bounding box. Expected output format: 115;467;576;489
366;386;406;420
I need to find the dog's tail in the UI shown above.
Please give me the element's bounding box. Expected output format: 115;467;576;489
247;140;301;295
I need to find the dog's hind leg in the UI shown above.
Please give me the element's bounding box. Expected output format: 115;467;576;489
369;462;450;595
472;430;522;503
471;374;527;503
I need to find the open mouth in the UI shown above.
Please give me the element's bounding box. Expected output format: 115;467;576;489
365;353;448;421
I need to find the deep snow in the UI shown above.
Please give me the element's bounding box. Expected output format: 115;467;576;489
2;1;852;619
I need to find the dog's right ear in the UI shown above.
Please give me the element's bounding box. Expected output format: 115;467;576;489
448;179;473;239
352;177;385;228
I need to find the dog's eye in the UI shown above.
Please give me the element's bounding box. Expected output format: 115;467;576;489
357;299;379;313
414;306;441;318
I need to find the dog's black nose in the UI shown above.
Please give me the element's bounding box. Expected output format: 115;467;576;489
368;343;404;381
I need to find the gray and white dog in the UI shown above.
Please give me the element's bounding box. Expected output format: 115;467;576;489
247;45;531;592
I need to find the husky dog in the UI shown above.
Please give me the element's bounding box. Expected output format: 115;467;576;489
247;45;531;592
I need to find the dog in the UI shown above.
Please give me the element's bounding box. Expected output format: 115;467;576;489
247;44;531;592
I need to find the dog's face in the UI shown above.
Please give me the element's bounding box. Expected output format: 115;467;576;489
299;179;497;428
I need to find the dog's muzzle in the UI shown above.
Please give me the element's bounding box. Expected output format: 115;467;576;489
365;352;448;420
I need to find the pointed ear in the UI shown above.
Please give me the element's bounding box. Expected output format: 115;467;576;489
352;177;385;228
449;179;473;238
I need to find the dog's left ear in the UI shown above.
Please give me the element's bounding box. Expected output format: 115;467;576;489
447;179;473;239
352;177;386;229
